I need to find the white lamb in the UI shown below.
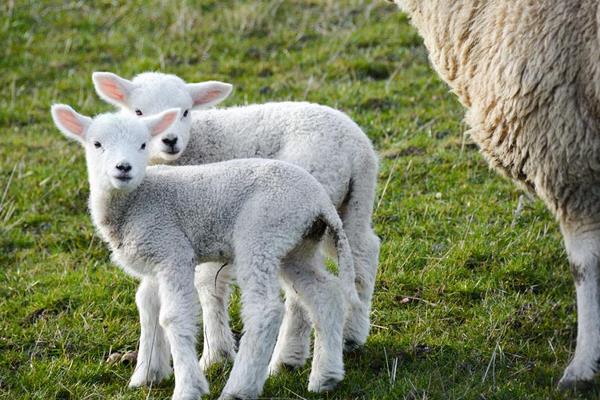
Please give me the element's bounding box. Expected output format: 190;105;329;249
50;105;361;399
91;71;380;372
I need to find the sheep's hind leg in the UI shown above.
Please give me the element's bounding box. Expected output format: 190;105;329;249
323;224;378;350
219;256;283;400
341;226;379;349
129;278;172;388
195;262;237;372
268;292;312;375
279;242;346;393
336;162;380;349
158;267;208;400
268;254;325;375
559;226;600;389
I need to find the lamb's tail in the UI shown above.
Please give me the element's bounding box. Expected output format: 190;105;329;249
320;206;361;307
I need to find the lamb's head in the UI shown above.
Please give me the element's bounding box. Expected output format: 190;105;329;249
51;104;180;192
92;71;232;163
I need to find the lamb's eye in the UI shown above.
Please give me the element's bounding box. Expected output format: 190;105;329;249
183;109;189;118
135;109;143;116
94;141;102;149
140;143;146;150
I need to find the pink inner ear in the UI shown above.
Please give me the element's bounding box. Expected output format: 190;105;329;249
57;109;84;136
152;112;177;135
98;78;125;101
193;89;222;106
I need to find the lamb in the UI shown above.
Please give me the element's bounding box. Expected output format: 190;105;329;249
91;71;380;372
50;105;362;399
393;0;600;389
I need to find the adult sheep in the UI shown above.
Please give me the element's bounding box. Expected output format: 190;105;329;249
393;0;600;389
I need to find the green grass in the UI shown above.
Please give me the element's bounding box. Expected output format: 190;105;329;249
0;1;594;399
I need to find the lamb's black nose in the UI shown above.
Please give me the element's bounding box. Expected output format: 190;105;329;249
162;136;178;147
116;162;132;172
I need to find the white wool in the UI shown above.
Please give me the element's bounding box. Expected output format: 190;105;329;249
395;0;600;389
93;71;380;371
51;106;361;399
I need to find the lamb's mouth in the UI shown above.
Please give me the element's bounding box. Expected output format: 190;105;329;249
163;148;180;155
114;175;132;182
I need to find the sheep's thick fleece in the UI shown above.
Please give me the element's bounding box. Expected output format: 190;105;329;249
395;0;600;389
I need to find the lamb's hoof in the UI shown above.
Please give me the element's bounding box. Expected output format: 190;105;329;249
343;322;369;351
269;349;308;376
268;359;303;376
217;390;254;400
343;339;364;352
558;374;595;391
199;349;236;372
268;361;283;376
558;362;596;391
128;364;172;388
557;376;595;392
308;371;344;393
172;377;209;400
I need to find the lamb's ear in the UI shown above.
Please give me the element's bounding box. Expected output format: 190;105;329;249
187;81;233;109
50;104;92;144
142;108;181;137
92;71;136;108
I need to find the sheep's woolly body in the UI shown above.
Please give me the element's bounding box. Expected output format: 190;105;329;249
92;71;381;371
97;160;357;399
94;71;379;376
171;101;379;365
51;108;359;399
396;0;600;388
170;102;373;209
98;161;348;279
397;1;600;223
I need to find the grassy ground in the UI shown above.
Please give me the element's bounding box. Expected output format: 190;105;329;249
0;1;595;399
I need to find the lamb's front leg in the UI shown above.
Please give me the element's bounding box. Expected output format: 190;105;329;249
219;259;283;400
129;278;172;387
158;268;209;400
559;226;600;389
195;262;237;372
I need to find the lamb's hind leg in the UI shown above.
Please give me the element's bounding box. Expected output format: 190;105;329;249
129;278;172;387
219;256;283;400
195;262;237;372
321;162;379;349
342;225;380;349
277;242;346;393
559;225;600;389
328;181;380;348
268;255;324;375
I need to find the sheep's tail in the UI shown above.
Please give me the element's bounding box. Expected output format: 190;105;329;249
320;207;361;307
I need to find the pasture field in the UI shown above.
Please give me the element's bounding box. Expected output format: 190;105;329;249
0;1;593;399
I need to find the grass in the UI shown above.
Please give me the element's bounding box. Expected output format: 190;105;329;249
0;1;594;399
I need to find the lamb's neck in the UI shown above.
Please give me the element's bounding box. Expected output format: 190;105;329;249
88;183;135;247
